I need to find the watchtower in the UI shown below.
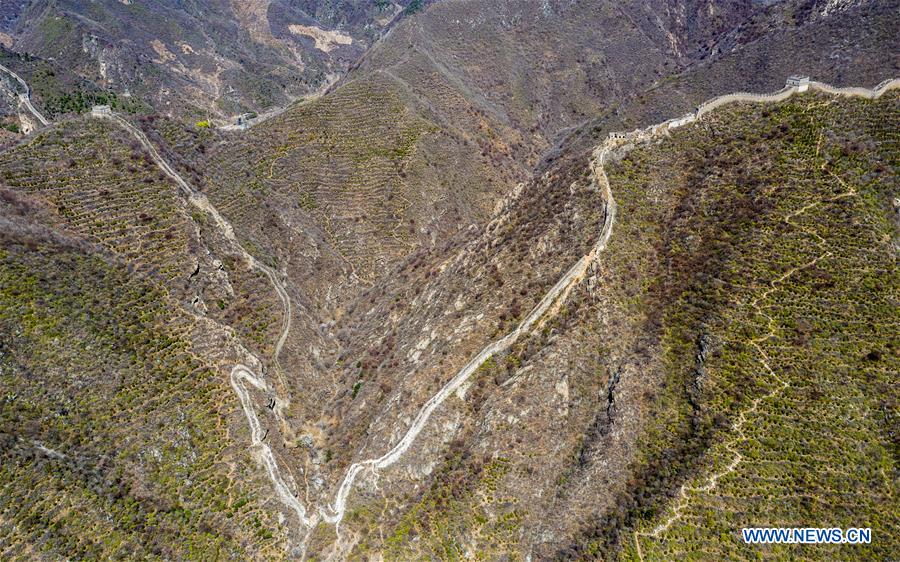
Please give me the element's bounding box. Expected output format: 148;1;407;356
786;75;810;92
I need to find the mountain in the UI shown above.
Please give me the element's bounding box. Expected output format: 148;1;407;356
546;0;900;166
178;0;762;304
2;0;421;119
291;84;898;560
0;119;286;558
0;0;897;559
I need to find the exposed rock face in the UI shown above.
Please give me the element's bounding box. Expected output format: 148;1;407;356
5;0;420;117
0;1;896;560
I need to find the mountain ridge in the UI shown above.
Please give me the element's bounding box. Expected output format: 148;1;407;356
0;1;897;559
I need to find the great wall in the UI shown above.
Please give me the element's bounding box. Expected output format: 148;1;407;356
0;61;50;133
610;76;899;142
7;70;894;550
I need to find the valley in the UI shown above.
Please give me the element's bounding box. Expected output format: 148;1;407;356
92;75;899;558
0;1;897;560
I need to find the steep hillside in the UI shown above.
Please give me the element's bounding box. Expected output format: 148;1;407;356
352;0;755;158
548;0;900;166
0;119;281;348
289;88;898;559
3;81;894;561
610;88;899;562
0;192;283;559
0;46;144;124
0;118;333;556
189;0;898;310
188;0;768;308
0;1;896;560
4;0;419;119
200;72;516;290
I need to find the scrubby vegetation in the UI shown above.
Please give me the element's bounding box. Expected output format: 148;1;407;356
322;89;897;562
41;88;144;119
0;118;280;359
0;1;896;558
0;229;279;559
6;0;423;118
384;455;522;560
0;48;147;121
561;92;899;560
203;75;465;283
0;120;194;284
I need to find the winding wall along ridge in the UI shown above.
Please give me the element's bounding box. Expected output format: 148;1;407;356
95;112;314;526
0;62;50;127
92;76;898;538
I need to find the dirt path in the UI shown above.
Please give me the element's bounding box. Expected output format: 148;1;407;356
218;76;337;131
98;110;314;526
630;80;896;561
322;172;617;523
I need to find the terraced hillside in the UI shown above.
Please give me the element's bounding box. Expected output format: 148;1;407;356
0;102;359;553
194;0;899;308
203;72;518;290
0;119;288;357
0;193;286;559
0;121;194;282
192;0;768;304
3;85;895;562
611;91;900;562
0;1;896;560
0;117;336;556
287;90;898;559
573;91;898;560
